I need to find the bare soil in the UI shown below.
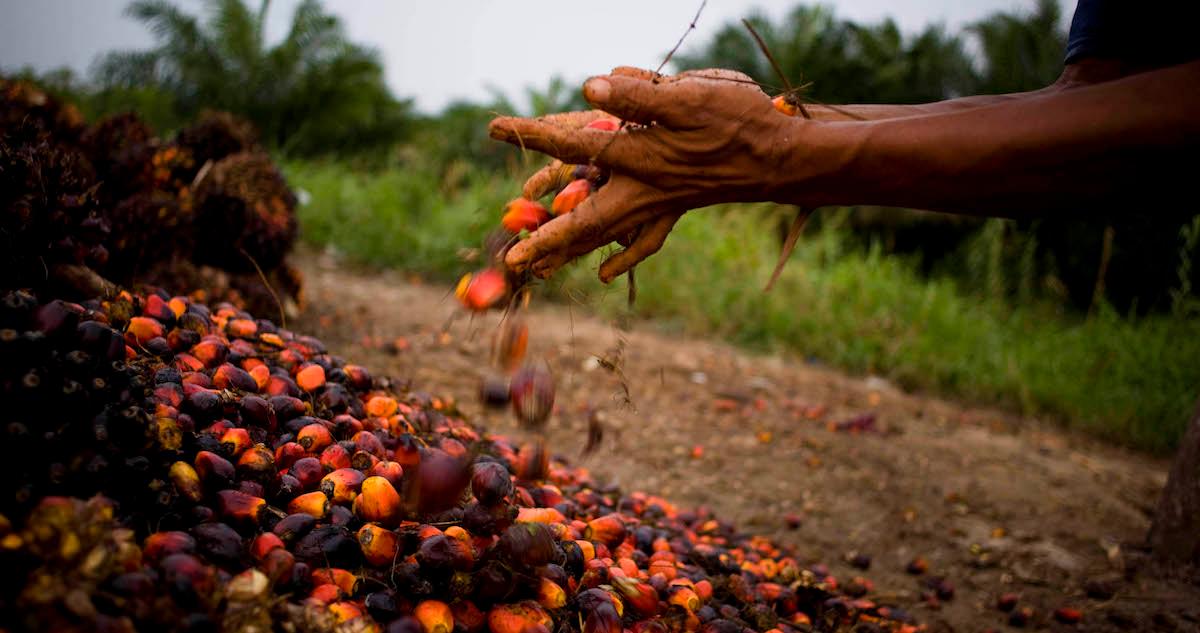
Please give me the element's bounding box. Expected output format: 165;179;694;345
294;249;1200;632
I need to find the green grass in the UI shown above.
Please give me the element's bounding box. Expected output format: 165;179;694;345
287;160;1200;453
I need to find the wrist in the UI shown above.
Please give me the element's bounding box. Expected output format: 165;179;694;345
764;117;873;208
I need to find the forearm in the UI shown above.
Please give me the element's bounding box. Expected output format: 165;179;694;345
805;93;1044;122
780;61;1200;218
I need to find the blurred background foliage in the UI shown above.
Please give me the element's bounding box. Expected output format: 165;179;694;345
7;0;1200;450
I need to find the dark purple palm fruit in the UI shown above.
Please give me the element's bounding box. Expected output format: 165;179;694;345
174;110;259;181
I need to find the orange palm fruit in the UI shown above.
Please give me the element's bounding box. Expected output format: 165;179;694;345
668;585;700;612
358;522;400;567
328;600;365;623
552;179;591;215
226;318;257;339
694;579;713;601
455;269;508;312
236;444;275;481
772;95;799;116
312;567;359;596
321;468;366;504
515;507;565;524
354;476;402;525
501;198;550;233
584;514;626;547
612;576;658;616
487;601;552;633
168;461;204;503
320;443;352;471
297;422;333;452
494;317;528;371
307;583;341;606
415;599;454;633
219;427;252;457
371;460;405;488
289;491;330;518
648;558;676;580
296;363;326;392
251;532;285;561
126;316;164;345
536;577;567;610
259;547;295;586
143;531;196;562
514;440;550;482
366;395;398;418
451;600;487;633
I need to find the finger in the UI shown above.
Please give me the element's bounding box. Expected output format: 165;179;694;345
522;160;575;200
490;116;644;168
583;74;701;129
528;210;657;279
598;212;682;283
611;66;662;81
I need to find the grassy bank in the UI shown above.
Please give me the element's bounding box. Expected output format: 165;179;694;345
287;160;1200;452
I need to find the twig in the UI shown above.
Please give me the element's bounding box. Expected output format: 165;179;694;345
238;246;286;328
656;1;708;76
742;19;810;119
765;207;812;292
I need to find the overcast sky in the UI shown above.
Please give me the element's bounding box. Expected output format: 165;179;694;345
1;0;1071;113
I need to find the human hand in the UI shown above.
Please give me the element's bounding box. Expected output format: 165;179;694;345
488;67;796;282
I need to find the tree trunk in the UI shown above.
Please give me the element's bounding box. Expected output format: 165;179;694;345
1148;397;1200;571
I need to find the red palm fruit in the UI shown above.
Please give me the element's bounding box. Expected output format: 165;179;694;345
275;442;306;470
501;198;550;233
343;364;372;390
514;441;549;482
1053;607;1082;624
693;579;713;601
455;269;508;312
226;318;257;339
251;532;285;560
290;456;324;490
352;430;386;458
169;461;204;502
213;363;257;392
144;531;196;562
536;577;567;610
472;461;514;506
259;331;285;348
248;364;270;390
320;443;353;471
510;364;554;430
585;514;626;547
552;179;591;216
194;450;236;488
366;395;398;418
308;583;341;606
612;576;659;616
668;585;701;612
370;461;404;488
648;558;676;580
394;434;422;468
296;363;326;392
582;603;622;633
266;374;299;396
217;489;267;526
415;448;471;516
631;621;668;633
219;427;252;457
772;95;799;117
260;547;295;586
126;316;165;346
415;600;454;633
191;339;228;367
440;438;467;460
586;118;620;131
298;422;333;452
516;507;565;524
452;600;487;633
321;468;366;505
289;491;330;518
354;476;402;525
236;444;274;480
358;522;400;567
160;553;217;600
488;601;552;633
312;567;360;596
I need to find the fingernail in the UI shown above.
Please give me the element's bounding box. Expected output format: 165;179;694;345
584;78;611;104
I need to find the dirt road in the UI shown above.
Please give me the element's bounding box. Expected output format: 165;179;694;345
293;249;1199;632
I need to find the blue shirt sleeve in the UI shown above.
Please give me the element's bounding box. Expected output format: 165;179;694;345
1066;0;1200;67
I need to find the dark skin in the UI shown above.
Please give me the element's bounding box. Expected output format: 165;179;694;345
488;60;1200;283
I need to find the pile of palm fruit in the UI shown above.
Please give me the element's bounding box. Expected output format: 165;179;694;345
0;289;922;633
0;78;302;317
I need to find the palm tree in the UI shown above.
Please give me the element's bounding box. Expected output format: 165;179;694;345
94;0;410;156
970;0;1066;94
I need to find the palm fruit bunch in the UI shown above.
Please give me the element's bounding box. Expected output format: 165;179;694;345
173;110;260;180
0;77;86;142
192;151;299;273
0;287;921;633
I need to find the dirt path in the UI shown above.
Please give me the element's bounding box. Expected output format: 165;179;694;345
293;249;1198;632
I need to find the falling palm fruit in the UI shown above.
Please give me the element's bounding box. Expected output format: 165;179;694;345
510;362;554;430
455;269;508;312
501;198;550;233
551;179;591;216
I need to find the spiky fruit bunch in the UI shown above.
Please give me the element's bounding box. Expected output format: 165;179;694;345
103;189;196;280
193;152;298;272
174;110;259;181
81;112;159;202
0;130;106;294
0;77;85;142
